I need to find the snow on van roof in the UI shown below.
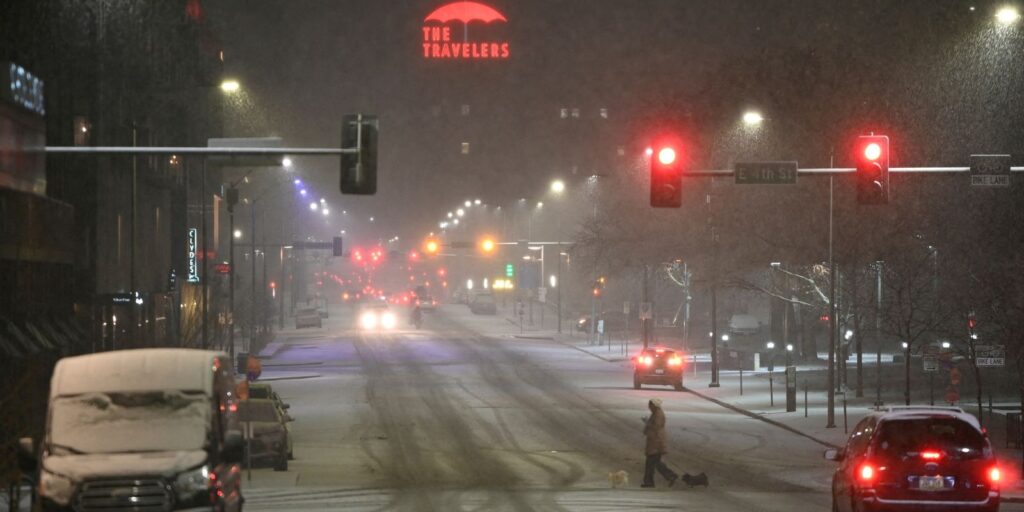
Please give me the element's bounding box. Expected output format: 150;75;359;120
878;406;982;431
51;348;227;398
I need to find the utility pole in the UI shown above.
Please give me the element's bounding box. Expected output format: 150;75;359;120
826;176;836;428
874;261;884;408
201;159;209;350
556;244;563;334
708;193;720;388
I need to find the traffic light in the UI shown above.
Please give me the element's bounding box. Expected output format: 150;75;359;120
333;236;344;257
340;114;378;195
424;238;440;255
479;237;496;254
592;280;604;297
856;135;889;204
650;140;683;208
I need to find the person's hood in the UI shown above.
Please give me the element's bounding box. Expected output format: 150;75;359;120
649;398;663;408
43;450;207;480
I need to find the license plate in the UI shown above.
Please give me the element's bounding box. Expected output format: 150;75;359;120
654;369;664;375
919;476;944;490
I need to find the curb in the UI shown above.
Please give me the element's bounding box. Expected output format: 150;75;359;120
681;385;839;449
557;340;629;363
511;335;555;341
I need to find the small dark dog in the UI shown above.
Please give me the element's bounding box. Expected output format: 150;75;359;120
681;472;709;488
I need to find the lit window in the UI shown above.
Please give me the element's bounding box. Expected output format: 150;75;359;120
73;116;91;146
571;108;580;118
600;108;608;119
560;108;568;119
461;142;470;154
461;104;470;116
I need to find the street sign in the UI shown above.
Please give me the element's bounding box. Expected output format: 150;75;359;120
923;355;938;372
734;161;798;185
975;344;1005;367
187;228;200;283
970;154;1011;187
597;319;605;334
639;302;653;320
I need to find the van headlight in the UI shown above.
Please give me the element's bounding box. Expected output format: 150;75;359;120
360;311;378;330
175;465;212;500
39;469;74;505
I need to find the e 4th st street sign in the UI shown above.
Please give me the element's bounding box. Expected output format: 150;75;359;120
735;162;798;185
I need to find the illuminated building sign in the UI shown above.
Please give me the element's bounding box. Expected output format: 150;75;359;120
422;1;510;59
187;228;200;283
2;62;45;115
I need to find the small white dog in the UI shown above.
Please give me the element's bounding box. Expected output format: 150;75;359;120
608;470;629;488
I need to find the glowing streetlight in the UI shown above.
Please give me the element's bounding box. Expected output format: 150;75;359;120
550;179;566;194
322;208;330;216
474;199;481;205
456;208;465;217
233;229;242;239
766;341;776;350
742;111;764;126
282;157;293;168
941;341;951;349
536;201;544;209
996;6;1021;24
219;79;241;93
309;202;318;211
464;200;472;208
453;219;460;225
299;189;307;196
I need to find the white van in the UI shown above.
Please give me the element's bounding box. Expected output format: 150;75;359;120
18;349;244;512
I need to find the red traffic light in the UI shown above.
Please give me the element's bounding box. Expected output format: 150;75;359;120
657;147;677;165
863;142;882;161
968;313;977;330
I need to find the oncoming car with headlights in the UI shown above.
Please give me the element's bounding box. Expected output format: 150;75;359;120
359;302;398;331
17;348;244;512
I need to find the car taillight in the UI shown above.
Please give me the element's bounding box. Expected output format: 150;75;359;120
989;466;1001;485
920;451;942;460
858;463;876;484
668;357;682;366
643;356;653;366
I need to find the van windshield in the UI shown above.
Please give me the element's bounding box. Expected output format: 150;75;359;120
50;391;210;454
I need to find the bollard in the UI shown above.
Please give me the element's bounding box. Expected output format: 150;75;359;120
739;368;744;396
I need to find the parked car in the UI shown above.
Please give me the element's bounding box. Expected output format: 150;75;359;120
469;293;497;315
248;383;293;459
295;307;322;329
826;406;1001;512
18;349;244;511
237;398;294;471
632;346;684;391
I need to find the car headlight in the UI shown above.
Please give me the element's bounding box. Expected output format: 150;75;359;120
381;312;397;329
39;469;74;505
175;465;212;500
360;311;378;330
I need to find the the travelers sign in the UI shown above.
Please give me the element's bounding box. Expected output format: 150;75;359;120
422;1;510;59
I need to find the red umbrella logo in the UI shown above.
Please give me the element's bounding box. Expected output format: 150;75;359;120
425;1;507;24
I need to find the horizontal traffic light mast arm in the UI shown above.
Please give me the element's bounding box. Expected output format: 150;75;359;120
680;166;1024;177
41;146;357;155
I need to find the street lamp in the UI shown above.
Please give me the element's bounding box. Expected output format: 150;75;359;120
550;179;566;194
742;110;764;126
220;79;241;93
996;6;1021;25
766;341;777;406
309;202;318;211
282;157;293;168
233;229;242;239
464;200;472;208
322;208;329;216
456;208;465;217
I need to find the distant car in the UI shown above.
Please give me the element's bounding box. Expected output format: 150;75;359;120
295;307;322;329
632;347;684;391
577;311;630;333
826;406;1001;512
248;383;293;459
236;399;293;471
469;293;497;315
415;296;438;310
358;302;398;331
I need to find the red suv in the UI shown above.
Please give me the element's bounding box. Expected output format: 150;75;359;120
826;406;1001;512
632;347;684;391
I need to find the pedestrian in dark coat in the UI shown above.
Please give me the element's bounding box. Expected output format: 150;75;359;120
642;398;678;487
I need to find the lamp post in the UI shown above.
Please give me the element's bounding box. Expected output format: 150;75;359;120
767;341;777;406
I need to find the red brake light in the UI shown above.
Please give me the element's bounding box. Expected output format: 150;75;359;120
669;357;682;366
858;463;875;483
921;451;942;460
642;356;653;366
989;466;1001;484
